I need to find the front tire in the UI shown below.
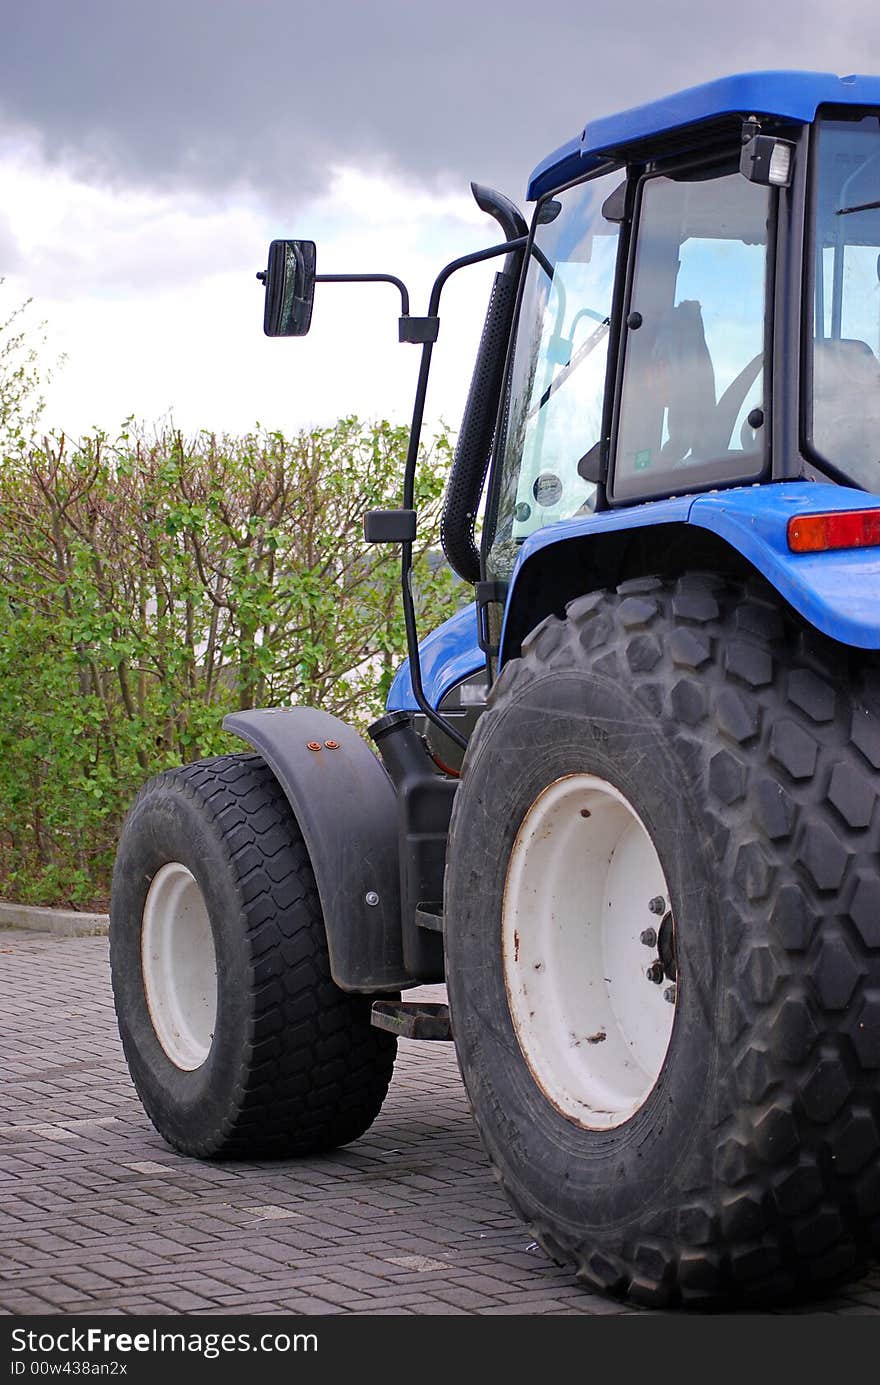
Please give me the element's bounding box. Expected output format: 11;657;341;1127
444;574;880;1306
110;752;397;1158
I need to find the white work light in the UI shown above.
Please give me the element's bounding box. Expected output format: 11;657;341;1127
740;132;795;187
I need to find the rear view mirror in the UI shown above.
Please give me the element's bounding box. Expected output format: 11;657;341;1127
259;239;316;336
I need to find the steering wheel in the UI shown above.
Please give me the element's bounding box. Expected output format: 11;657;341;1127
706;351;763;454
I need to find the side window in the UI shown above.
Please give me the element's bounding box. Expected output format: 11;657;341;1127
809;114;880;490
486;171;622;582
816;243;880;350
613;170;770;502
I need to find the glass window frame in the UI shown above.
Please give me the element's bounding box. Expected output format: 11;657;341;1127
801;104;880;488
607;149;777;506
480;161;631;579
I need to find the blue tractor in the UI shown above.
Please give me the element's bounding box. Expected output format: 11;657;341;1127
111;71;880;1307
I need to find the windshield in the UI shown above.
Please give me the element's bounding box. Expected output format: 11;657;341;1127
485;170;622;582
808;112;880;488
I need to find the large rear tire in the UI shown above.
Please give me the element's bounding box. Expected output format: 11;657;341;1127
110;752;397;1158
444;573;880;1306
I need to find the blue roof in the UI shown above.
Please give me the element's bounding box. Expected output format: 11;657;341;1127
527;70;880;199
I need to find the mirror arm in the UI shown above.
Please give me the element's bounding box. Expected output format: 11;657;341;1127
314;272;410;316
394;233;529;752
426;235;528;317
315;274;442;344
404;237;527;506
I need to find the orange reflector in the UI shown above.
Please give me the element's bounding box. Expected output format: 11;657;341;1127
787;510;880;553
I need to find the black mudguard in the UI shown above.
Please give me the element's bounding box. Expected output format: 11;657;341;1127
223;707;407;994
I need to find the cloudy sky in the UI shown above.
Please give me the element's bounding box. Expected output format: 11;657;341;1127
2;0;879;441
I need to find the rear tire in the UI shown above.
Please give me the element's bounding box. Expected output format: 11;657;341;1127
444;573;880;1306
110;752;397;1158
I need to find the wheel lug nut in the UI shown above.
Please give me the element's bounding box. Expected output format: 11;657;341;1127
640;927;657;948
664;984;677;1005
648;895;666;915
646;962;664;984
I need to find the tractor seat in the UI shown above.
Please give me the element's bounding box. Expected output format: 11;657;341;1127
651;300;717;464
813;337;880;484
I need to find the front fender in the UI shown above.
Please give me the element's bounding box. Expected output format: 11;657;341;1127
223;707;407;993
504;482;880;653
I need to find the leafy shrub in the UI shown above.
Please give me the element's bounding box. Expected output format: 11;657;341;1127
0;418;460;907
0;280;55;456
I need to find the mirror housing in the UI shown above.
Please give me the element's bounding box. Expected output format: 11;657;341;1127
259;239;317;336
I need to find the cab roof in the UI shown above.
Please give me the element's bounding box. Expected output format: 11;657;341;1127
527;70;880;200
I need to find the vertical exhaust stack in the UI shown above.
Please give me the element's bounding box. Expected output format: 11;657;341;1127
440;185;528;584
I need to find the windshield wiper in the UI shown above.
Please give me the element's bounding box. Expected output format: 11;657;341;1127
836;199;880;216
528;318;610;418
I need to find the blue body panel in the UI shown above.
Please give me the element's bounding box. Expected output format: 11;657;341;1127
527;70;880;199
387;483;880;713
689;486;880;648
386;603;483;712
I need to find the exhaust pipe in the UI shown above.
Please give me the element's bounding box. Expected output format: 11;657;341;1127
440;184;528;585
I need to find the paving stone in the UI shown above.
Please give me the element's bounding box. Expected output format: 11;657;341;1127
1;929;879;1317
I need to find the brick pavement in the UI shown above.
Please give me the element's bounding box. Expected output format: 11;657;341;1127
1;928;879;1317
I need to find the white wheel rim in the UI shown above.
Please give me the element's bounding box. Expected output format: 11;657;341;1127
503;774;676;1130
141;862;218;1071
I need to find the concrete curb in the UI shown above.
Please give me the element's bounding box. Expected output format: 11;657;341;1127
0;901;109;937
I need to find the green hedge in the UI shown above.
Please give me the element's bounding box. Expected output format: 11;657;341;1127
0;418;460;907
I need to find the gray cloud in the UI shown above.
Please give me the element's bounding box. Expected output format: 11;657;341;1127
0;212;22;275
3;0;880;210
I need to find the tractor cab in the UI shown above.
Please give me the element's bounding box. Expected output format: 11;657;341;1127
491;74;880;551
479;74;880;670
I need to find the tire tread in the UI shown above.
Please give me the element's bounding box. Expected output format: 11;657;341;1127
112;751;396;1159
451;572;880;1306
